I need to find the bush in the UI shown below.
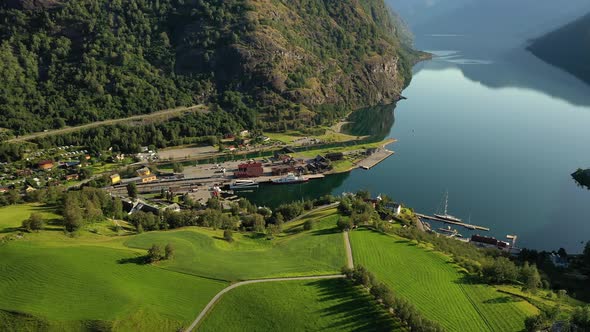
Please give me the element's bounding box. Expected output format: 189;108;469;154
147;244;164;263
22;213;44;232
303;220;314;231
224;229;234;243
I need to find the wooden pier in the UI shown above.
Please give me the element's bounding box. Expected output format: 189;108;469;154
415;213;490;231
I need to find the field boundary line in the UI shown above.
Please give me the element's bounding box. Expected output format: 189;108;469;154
184;274;345;332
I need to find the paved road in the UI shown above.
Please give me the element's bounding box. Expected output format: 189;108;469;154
184;275;345;332
8;105;205;142
344;231;354;269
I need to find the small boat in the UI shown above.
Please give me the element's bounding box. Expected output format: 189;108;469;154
229;180;259;190
272;173;309;185
434;191;463;222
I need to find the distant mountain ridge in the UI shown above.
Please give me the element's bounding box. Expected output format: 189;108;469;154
528;13;590;85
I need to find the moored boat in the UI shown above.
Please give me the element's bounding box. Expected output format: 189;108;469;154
271;173;308;185
434;191;463;222
229;180;259;190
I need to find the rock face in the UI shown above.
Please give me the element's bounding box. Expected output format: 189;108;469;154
227;0;415;117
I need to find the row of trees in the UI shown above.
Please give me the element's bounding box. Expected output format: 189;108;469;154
342;265;444;332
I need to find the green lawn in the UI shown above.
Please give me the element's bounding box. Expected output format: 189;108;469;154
125;211;347;281
198;278;404;332
350;229;538;332
0;241;226;331
0;204;61;232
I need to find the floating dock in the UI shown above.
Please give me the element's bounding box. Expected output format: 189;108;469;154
415;213;490;231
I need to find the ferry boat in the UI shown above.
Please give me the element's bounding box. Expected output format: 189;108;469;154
229;180;259;190
271;173;309;185
434;191;463;223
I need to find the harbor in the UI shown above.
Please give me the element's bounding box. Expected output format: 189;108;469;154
415;213;490;231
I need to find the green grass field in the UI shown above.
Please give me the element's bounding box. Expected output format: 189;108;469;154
198;278;404;332
0;240;226;331
350;229;539;332
125;210;347;281
0;204;61;232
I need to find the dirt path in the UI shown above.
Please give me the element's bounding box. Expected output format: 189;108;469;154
184;274;345;332
343;231;354;269
288;202;340;223
8;105;206;142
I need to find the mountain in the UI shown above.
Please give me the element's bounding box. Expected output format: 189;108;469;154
528;13;590;85
387;0;590;54
0;0;417;136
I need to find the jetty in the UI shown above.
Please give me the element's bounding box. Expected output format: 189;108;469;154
357;139;395;170
415;213;490;231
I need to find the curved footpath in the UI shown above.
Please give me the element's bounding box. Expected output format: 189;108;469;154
184;275;345;331
185;231;356;331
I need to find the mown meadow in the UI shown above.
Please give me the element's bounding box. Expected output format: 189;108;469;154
198;278;403;332
350;228;539;332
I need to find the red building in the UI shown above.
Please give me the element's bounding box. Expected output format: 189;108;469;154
234;162;263;178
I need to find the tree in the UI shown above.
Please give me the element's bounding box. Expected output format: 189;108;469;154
584;241;590;268
22;213;44;232
572;306;590;330
63;197;83;232
482;257;519;284
172;163;184;173
148;244;164;263
266;224;280;239
252;214;266;233
303;220;314;231
164;243;175;260
336;217;353;232
126;182;138;199
223;229;233;242
521;262;542;293
274;212;284;232
207;197;222;211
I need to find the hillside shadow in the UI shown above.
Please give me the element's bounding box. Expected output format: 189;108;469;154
306;279;402;332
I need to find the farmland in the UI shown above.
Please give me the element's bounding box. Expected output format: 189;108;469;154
198;278;403;332
349;229;539;332
124;209;347;281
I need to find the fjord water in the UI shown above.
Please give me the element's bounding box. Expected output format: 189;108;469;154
242;36;590;252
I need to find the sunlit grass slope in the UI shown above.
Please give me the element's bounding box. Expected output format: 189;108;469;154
350;229;538;332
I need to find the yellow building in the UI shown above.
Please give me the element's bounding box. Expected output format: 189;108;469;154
141;175;157;183
110;174;121;185
136;167;151;177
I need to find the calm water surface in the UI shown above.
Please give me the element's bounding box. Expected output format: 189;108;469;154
242;36;590;253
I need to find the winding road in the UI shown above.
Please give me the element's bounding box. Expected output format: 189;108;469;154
184;228;355;331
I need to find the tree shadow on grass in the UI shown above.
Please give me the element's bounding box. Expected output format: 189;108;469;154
306;279;403;332
117;255;149;265
310;227;340;236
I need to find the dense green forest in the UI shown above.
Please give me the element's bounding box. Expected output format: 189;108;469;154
0;0;416;138
528;12;590;85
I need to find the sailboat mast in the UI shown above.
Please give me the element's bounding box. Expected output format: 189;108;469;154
444;191;449;215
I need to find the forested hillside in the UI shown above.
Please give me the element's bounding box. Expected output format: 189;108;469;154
528;13;590;85
0;0;417;136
